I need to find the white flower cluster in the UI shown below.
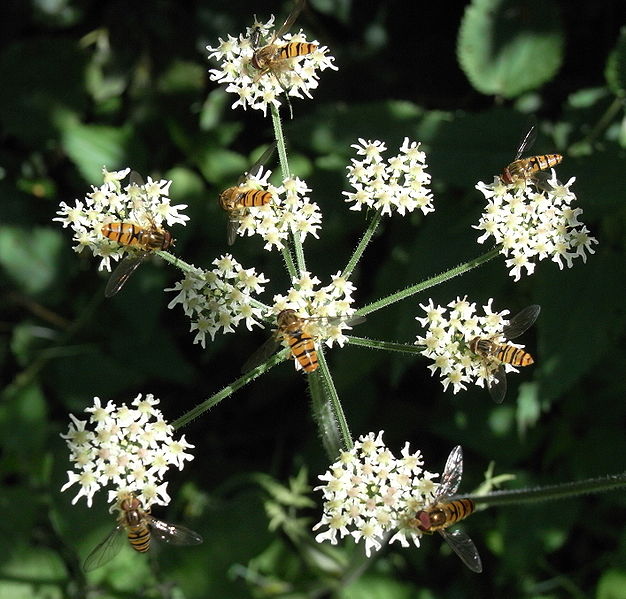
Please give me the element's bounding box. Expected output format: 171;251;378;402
344;138;434;216
207;16;337;116
313;431;439;557
474;173;597;281
166;254;269;348
233;171;322;250
416;297;521;394
271;271;359;350
60;394;194;509
53;168;189;272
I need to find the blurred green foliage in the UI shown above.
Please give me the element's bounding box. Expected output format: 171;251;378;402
1;0;625;597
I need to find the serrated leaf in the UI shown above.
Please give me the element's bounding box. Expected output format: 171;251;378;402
605;26;626;97
0;226;64;295
458;0;564;98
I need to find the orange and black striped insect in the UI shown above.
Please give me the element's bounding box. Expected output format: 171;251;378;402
500;124;562;188
250;0;317;117
411;445;482;573
218;143;276;246
83;493;202;572
241;309;364;374
100;172;174;297
469;304;540;404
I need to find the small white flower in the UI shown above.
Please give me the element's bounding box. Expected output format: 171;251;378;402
166;256;270;348
344;138;434;216
474;171;597;280
53;168;188;272
416;297;536;399
207;16;337;116
61;394;194;509
313;432;437;556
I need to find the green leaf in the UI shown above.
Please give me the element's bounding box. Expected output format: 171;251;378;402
458;0;564;98
0;226;64;295
597;569;626;599
61;118;132;182
606;26;626;97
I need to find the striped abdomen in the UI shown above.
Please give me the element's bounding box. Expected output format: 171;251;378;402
219;187;272;212
417;499;475;533
277;42;317;60
101;222;172;251
126;523;151;553
469;337;534;367
277;309;318;373
501;154;563;184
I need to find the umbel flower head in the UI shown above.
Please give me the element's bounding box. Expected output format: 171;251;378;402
415;297;535;397
53;168;189;273
166;254;270;348
207;15;337;116
270;271;359;352
61;394;194;509
313;431;439;557
474;172;597;281
227;169;322;250
344;138;434;216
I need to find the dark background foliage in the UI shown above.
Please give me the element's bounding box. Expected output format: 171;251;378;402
1;0;625;597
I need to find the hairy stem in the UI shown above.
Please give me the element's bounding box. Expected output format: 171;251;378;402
172;352;286;429
346;335;426;355
342;209;383;280
465;472;626;507
355;246;502;317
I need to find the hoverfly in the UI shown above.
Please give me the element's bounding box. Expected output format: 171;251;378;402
101;171;174;297
500;124;562;189
241;309;364;374
469;304;541;404
83;493;203;572
250;0;317;117
218;143;277;246
411;445;482;573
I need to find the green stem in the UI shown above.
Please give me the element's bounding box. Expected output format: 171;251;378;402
172;352;286;429
465;472;626;507
316;348;353;451
355;246;502;318
281;244;298;280
342;209;383;280
346;335;425;355
271;104;306;276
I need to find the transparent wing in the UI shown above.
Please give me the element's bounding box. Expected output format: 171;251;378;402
502;305;541;340
439;528;483;573
105;253;148;297
437;445;463;499
514;123;537;160
530;170;557;192
274;0;306;40
226;216;239;246
129;170;145;187
147;516;203;546
241;333;281;373
241;142;277;183
486;365;507;404
83;525;125;572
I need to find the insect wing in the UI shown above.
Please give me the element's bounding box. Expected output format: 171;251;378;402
242;142;277;183
530;170;557;192
436;445;463;500
502;305;541;340
486;364;507;404
83;524;125;572
241;333;282;373
226;215;240;246
147;516;203;546
274;0;306;41
439;528;483;573
129;170;145;187
105;253;148;297
513;123;537;160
